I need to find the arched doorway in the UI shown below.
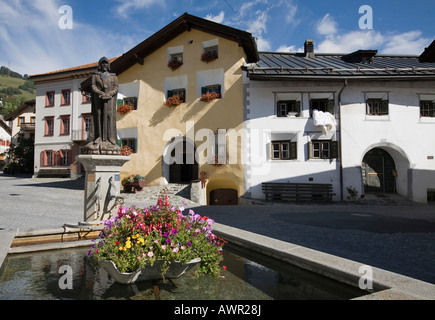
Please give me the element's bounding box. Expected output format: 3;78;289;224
362;148;396;194
168;140;199;183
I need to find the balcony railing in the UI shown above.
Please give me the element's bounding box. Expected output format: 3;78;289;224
19;122;36;131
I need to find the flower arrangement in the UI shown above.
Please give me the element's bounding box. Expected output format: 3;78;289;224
121;174;145;187
200;92;220;102
117;103;134;115
121;145;134;156
165;95;184;107
201;51;218;63
88;193;225;278
167;60;183;71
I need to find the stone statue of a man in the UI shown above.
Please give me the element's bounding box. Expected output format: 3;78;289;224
83;57;121;155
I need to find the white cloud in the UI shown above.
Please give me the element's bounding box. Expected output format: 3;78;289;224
382;31;431;55
316;13;338;36
205;11;225;24
114;0;164;18
0;0;131;76
256;37;272;51
316;31;385;53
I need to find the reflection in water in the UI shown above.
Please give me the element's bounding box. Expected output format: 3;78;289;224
0;245;367;300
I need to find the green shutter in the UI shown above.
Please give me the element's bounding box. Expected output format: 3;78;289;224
327;100;335;114
167;90;173;98
308;141;313;160
295;101;301;117
290;142;297;160
118;139;122;148
381;100;389;115
201;87;207;95
217;85;222;96
134;139;137;153
117;99;123;106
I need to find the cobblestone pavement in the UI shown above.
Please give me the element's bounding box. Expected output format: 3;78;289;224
1;174;434;285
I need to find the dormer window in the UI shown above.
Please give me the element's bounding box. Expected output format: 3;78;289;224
168;53;183;70
201;39;219;63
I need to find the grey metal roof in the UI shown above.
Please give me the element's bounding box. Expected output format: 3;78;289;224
245;52;435;80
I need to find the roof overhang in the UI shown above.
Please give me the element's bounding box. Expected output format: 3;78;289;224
111;12;259;75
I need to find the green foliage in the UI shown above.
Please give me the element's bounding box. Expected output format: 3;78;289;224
4;138;35;174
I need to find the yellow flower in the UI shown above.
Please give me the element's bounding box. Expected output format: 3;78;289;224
119;246;124;251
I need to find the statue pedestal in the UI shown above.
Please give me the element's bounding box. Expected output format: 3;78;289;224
77;155;130;222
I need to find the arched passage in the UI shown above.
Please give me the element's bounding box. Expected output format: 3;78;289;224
361;144;410;197
162;137;199;184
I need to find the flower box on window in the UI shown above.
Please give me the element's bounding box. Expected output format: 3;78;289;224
200;92;220;102
201;51;218;63
167;60;183;71
166;95;184;107
117;103;134;115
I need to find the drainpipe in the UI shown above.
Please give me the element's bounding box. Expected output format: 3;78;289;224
338;80;348;201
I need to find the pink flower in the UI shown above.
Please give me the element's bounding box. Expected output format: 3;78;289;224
147;252;154;257
181;246;186;250
173;247;179;253
161;245;167;250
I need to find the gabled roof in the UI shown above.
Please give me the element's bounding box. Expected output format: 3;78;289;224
4;99;35;121
29;58;118;82
111;12;259;75
246;50;435;81
0;119;12;136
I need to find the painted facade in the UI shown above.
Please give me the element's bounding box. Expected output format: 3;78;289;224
112;13;258;205
243;41;435;204
0;119;12;166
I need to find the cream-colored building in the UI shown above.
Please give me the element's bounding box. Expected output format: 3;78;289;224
111;13;258;205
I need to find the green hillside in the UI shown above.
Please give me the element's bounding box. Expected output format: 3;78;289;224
0;66;35;116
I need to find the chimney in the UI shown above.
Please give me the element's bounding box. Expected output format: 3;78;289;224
304;39;315;58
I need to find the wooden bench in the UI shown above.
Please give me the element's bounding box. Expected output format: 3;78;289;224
262;182;336;202
37;168;71;178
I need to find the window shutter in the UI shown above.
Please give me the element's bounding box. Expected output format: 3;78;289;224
217;85;222;96
201;87;207;95
290;142;297;160
182;89;186;102
41;151;47;167
167;90;173;98
117;99;124;106
134;139;138;153
308;141;313;160
118;139;122;148
330;141;339;159
295;101;301;117
381;100;389;115
57;151;63;166
327;99;335;114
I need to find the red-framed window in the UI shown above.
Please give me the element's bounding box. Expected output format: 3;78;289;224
46;91;55;107
60;115;70;135
61;89;71;106
44;117;54;136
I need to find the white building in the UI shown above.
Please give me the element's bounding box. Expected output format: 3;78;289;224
0;118;12;167
243;40;435;204
30;59;139;178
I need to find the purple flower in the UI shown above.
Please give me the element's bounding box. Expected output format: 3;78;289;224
166;238;171;244
171;229;178;235
163;232;169;237
187;241;192;247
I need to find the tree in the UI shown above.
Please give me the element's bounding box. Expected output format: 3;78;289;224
4;138;35;174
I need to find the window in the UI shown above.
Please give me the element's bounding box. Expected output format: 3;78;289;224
82;91;91;104
309;140;338;160
41;150;54;167
201;46;219;62
59;150;71;166
30;117;35;124
46;91;55;107
310;99;335;116
61;89;71;105
367;99;389;116
271;141;297;160
277;101;301;117
428;190;435;203
167;89;186;103
201;85;222;97
18;117;25;126
121;138;137;153
420;100;435;118
45;117;54;136
60;115;70;135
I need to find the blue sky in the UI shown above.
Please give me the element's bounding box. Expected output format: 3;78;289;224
0;0;434;76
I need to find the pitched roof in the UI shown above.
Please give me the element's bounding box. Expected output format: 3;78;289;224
0;119;12;136
246;49;435;81
111;12;259;75
29;58;118;81
4;99;35;121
